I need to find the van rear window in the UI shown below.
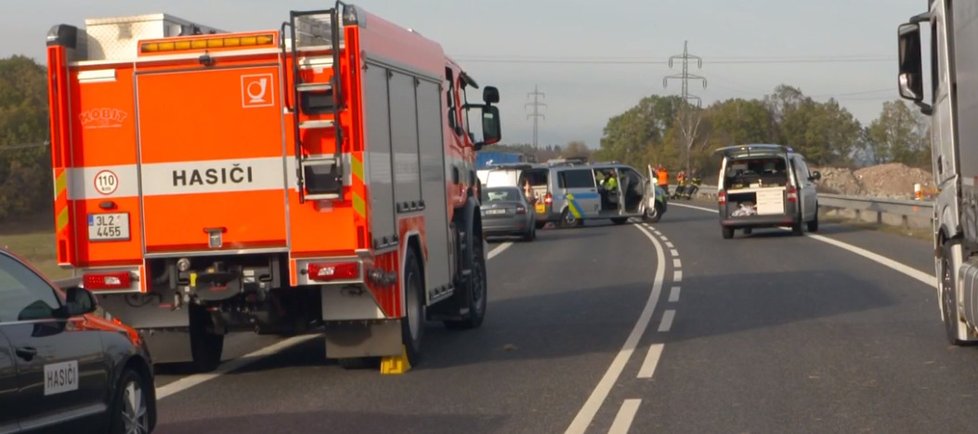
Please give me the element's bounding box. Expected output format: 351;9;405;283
724;157;788;189
558;170;595;189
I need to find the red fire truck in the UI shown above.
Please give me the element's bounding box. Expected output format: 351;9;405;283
45;2;501;372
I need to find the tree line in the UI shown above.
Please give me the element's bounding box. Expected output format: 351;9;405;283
591;85;929;178
0;55;50;223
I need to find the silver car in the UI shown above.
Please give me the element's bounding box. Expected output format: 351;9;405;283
481;186;537;241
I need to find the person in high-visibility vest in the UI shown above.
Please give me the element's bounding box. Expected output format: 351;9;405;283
657;165;669;189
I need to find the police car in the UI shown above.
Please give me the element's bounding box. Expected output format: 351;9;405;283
0;248;156;433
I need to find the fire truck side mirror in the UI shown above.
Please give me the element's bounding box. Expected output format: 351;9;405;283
483;86;500;104
897;22;924;103
479;105;502;148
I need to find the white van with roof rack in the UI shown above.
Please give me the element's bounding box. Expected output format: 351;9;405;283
716;144;820;239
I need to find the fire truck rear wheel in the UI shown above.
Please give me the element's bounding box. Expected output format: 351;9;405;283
401;248;425;364
189;305;224;372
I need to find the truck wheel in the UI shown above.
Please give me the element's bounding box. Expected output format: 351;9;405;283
560;208;580;228
721;226;734;239
535;221;547;230
940;240;967;346
189;305;224;372
402;248;425;364
807;207;819;233
445;232;487;330
108;368;152;434
611;217;628;225
791;215;804;236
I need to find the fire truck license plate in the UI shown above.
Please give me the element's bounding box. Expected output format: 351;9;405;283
88;213;130;241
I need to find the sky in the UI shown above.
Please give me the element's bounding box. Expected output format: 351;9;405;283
1;0;927;148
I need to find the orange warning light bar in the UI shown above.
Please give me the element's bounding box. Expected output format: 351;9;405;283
140;32;277;56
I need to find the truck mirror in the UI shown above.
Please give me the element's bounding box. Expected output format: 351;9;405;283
483;86;500;104
897;22;924;102
479;105;501;148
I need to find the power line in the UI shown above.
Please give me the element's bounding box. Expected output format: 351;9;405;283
452;55;893;66
663;41;707;175
664;41;707;107
525;85;547;149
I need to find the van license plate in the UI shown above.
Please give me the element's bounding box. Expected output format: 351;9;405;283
535;203;546;214
88;213;130;241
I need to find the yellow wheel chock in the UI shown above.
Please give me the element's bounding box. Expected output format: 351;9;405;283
380;345;411;375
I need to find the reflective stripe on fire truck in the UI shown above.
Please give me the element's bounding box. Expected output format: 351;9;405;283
351;154;366;218
54;169;69;232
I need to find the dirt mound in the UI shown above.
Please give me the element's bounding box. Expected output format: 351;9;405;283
814;163;934;199
816;167;865;196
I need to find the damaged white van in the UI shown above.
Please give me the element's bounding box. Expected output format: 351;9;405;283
715;144;820;239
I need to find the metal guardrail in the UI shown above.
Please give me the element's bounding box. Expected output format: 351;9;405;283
689;185;933;229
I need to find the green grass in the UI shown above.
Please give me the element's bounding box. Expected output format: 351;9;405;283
0;213;73;279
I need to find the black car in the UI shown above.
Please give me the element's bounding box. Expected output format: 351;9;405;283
0;248;155;433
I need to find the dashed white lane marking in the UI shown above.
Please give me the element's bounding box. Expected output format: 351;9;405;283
658;309;676;332
668;286;681;303
157;334;319;399
565;224;665;434
672;258;682;268
487;241;514;260
670;249;679;257
674;270;683;282
608;399;642;434
666;241;674;248
159;240;514;400
669;202;937;289
637;344;664;379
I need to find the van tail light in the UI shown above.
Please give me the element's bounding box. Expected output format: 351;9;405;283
544;192;553;205
718;191;727;206
515;205;527;214
786;186;798;203
84;272;132;290
307;262;360;282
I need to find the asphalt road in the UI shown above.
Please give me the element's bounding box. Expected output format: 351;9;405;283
151;203;978;433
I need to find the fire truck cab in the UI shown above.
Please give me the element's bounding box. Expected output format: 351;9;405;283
46;3;500;372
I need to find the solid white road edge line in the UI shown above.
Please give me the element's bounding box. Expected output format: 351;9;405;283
487;241;514;260
156;334;319;400
807;234;936;288
564;224;666;434
157;240;515;400
608;399;643;434
637;344;664;379
669;202;938;289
